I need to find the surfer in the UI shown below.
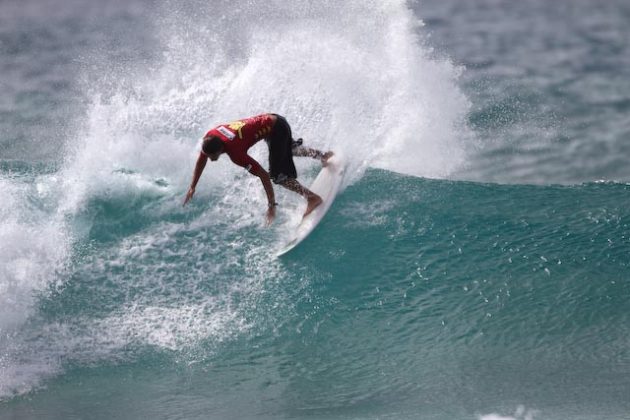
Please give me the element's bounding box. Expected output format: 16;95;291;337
183;113;333;225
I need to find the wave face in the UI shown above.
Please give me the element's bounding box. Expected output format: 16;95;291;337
2;0;630;419
3;170;630;418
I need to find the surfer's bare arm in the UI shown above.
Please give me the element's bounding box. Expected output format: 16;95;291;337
250;164;277;225
184;152;207;205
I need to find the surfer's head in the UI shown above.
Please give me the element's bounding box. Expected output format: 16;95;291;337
202;136;224;161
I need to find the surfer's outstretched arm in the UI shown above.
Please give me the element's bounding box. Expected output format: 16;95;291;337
184;152;208;205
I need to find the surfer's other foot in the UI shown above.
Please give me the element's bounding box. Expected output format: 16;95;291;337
321;151;334;167
304;195;323;217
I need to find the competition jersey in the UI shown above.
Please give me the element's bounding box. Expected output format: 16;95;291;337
204;114;275;174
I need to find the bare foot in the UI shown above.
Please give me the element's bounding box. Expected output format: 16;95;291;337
304;195;323;217
321;151;334;167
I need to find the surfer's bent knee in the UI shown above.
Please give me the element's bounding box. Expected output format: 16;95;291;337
273;173;294;185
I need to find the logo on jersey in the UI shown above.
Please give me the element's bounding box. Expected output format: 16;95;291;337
217;126;235;140
228;120;246;139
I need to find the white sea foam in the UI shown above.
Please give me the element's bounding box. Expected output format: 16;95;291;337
479;406;539;420
61;0;471;199
0;175;70;399
0;172;71;330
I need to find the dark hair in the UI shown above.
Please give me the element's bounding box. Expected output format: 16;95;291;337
202;136;224;155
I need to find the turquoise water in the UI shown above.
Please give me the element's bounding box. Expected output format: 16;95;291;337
2;0;630;419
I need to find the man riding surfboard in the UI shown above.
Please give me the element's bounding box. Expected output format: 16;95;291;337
184;113;332;225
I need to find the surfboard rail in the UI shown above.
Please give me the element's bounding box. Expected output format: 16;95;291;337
276;152;345;256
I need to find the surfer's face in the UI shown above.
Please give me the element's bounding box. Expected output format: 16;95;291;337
208;152;221;161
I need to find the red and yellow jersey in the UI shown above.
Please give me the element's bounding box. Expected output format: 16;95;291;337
203;114;275;173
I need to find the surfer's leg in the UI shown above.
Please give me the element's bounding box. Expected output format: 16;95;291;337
278;177;322;217
292;142;334;166
292;141;332;161
267;115;298;181
267;116;322;216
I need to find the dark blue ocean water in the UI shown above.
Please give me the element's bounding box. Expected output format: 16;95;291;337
2;1;630;419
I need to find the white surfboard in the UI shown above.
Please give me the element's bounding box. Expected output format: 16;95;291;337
276;152;345;256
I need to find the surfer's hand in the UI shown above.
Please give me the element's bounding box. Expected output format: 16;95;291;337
183;187;195;206
321;151;334;167
265;205;276;226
